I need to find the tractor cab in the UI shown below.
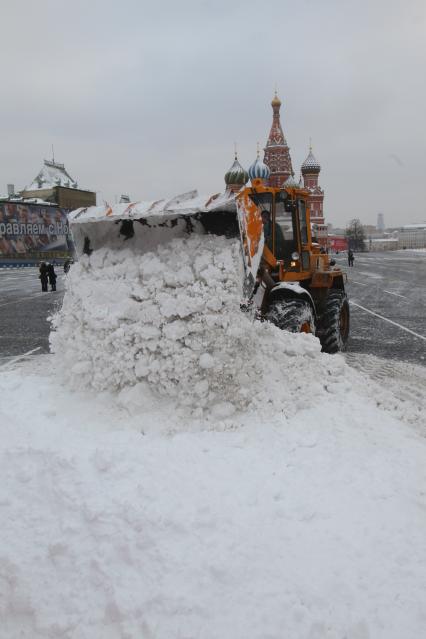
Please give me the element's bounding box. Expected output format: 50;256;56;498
247;187;311;272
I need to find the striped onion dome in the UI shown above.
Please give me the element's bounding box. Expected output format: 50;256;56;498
248;155;270;181
284;174;299;188
224;155;249;187
301;148;321;174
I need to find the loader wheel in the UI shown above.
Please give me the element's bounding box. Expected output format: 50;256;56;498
318;291;350;354
266;298;315;334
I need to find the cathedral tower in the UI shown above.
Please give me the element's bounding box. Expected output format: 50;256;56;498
301;145;324;226
263;93;293;187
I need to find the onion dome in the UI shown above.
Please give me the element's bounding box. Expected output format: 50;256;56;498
224;154;248;188
248;153;270;181
301;147;321;174
283;173;299;188
271;92;281;108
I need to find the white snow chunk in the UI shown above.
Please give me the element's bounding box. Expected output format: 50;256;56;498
199;353;215;369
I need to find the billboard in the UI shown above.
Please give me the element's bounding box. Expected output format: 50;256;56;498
0;202;74;262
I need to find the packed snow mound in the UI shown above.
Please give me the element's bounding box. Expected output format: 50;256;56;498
50;234;351;416
2;359;426;638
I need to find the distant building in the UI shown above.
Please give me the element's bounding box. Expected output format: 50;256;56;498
370;238;398;251
0;158;95;265
328;236;348;252
364;222;426;251
364;224;380;236
377;212;385;232
398;223;426;249
20;159;96;209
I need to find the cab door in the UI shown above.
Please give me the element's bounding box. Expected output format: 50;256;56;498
274;191;299;268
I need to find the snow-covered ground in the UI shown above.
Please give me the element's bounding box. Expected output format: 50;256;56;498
1;232;426;638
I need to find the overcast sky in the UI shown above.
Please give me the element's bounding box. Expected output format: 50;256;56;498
1;0;425;227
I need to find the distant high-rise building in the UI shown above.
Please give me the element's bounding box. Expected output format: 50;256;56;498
377;212;385;232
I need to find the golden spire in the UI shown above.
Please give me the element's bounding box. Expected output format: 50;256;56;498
271;90;281;107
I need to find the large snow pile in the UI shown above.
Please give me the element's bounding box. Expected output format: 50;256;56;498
1;356;426;638
50;233;352;419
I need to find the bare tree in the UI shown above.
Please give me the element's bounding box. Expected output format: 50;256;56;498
345;218;366;251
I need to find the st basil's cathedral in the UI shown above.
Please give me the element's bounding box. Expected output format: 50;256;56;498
224;93;328;246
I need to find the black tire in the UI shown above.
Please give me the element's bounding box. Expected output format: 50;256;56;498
318;290;350;353
266;298;316;334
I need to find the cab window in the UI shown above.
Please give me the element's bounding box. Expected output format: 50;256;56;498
275;199;294;243
275;194;297;263
248;192;272;215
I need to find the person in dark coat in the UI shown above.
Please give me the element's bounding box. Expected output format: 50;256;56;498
348;249;355;267
39;262;49;292
47;263;57;291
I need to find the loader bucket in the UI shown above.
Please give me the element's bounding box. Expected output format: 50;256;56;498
68;188;265;299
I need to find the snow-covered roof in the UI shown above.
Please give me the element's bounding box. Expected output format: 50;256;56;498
69;189;237;225
301;149;321;173
26;159;78;191
401;223;426;230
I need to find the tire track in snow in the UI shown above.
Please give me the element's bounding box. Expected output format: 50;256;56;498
344;352;426;428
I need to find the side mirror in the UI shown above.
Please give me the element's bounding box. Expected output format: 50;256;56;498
329;259;336;266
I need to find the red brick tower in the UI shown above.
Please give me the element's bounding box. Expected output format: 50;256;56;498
263;93;293;187
301;145;327;246
301;146;324;225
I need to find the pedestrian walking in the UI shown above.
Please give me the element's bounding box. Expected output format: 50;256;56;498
348;249;355;267
47;262;57;291
39;262;48;292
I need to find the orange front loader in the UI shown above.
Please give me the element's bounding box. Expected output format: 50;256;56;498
236;179;349;353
